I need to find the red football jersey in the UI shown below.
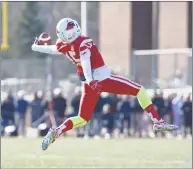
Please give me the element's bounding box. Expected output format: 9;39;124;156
56;36;105;74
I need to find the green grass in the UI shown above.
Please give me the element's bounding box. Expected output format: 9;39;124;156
1;137;192;168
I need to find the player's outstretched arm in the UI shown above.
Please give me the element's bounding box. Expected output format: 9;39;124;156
32;44;62;55
31;38;63;55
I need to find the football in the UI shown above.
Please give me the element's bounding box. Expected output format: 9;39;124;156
38;32;52;45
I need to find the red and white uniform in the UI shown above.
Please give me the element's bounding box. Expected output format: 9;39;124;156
32;36;141;121
32;36;111;84
34;18;178;143
56;36;111;84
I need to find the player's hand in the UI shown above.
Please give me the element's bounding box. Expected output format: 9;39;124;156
89;80;103;95
33;37;39;45
31;37;39;51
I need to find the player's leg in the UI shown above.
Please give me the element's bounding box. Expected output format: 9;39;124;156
42;84;99;151
100;75;178;131
100;75;161;122
56;84;99;135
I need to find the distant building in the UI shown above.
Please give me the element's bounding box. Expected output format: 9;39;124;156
99;2;192;86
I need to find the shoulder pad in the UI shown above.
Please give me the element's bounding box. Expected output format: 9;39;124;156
80;38;93;51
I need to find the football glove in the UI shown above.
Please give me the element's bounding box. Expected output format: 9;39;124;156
31;37;39;51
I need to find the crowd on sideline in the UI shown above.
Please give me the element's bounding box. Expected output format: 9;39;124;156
1;88;192;139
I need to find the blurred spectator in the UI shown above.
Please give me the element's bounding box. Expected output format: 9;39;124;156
38;90;48;109
71;87;81;117
181;94;192;136
1;95;16;135
152;89;166;118
53;88;67;126
103;93;119;112
16;90;29;136
109;94;120;114
162;100;171;124
172;94;184;130
7;91;15;104
133;97;148;137
153;90;173;137
2;86;191;139
106;94;120;134
30;92;45;125
101;104;114;138
166;95;175;124
37;91;49;125
116;96;132;137
171;69;186;87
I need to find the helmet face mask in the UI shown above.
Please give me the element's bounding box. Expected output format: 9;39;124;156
56;18;81;44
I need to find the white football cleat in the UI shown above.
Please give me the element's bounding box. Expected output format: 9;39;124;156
42;128;58;151
153;121;179;132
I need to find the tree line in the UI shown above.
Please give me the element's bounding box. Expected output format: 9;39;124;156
1;2;99;58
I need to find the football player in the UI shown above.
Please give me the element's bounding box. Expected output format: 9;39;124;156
31;18;178;151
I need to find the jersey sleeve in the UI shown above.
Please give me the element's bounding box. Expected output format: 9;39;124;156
79;38;94;84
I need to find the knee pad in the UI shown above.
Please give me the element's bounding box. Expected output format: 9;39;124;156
137;86;152;109
69;116;87;128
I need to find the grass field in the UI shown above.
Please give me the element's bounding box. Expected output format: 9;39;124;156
1;137;192;168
